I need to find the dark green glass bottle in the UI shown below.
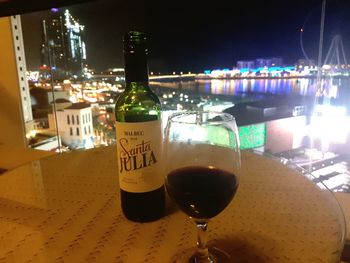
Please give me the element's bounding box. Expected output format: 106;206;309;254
115;31;165;222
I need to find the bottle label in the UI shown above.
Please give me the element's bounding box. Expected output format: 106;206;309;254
115;120;163;193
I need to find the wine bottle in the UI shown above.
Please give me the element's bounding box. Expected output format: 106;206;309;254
115;31;165;222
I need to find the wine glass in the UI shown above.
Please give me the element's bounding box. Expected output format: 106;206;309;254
164;111;241;263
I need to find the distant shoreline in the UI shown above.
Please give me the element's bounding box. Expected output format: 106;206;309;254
195;76;314;80
150;74;350;82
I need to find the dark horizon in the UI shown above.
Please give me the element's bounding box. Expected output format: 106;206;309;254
21;0;350;73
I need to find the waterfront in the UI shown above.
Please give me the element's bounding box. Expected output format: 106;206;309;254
152;77;350;101
150;77;350;113
28;76;350;149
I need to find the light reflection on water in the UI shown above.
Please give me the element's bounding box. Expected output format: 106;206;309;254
197;78;317;96
151;78;350;99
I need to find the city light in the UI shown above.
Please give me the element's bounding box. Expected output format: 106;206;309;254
202;66;303;78
26;8;350;158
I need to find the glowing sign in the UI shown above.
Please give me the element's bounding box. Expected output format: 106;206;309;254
239;123;266;149
240;68;250;73
204;123;266;149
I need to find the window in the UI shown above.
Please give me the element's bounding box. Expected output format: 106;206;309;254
76;127;79;136
84;126;87;135
70;127;73;136
12;1;349;197
72;114;75;125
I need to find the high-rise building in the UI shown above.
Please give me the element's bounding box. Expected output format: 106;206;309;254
255;57;283;68
41;9;87;80
236;60;255;69
236;57;284;70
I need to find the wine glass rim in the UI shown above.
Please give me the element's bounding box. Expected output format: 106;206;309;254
167;111;235;124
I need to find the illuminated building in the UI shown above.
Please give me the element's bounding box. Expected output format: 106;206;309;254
237;58;283;70
55;102;94;149
236;60;255;69
255;57;283;68
297;59;316;67
41;9;87;80
30;88;70;128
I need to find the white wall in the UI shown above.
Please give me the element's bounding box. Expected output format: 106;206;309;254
56;106;93;148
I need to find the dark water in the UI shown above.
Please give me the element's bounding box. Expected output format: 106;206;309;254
150;77;350;107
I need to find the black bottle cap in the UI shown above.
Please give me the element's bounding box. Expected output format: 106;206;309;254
123;31;148;55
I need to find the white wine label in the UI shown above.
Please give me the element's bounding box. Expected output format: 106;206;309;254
115;120;163;193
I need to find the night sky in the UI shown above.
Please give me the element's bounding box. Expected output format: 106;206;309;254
21;0;350;73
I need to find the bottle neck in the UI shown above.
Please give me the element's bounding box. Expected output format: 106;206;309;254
124;52;149;85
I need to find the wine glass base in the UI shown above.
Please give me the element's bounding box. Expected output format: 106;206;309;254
170;246;232;263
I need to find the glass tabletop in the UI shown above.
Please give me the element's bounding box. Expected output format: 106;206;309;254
0;146;345;262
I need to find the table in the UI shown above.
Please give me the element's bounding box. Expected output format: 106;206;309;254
0;145;55;172
0;146;345;262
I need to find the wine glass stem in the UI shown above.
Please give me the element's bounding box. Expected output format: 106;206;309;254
194;221;213;262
